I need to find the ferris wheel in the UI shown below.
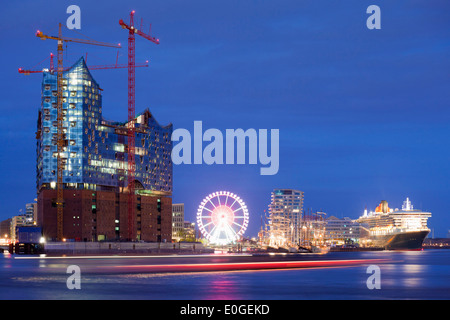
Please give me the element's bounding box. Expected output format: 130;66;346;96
197;191;249;245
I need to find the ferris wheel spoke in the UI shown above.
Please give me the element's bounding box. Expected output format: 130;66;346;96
209;224;218;239
232;221;243;228
218;223;230;242
232;207;243;214
208;198;217;209
222;225;231;243
211;224;223;242
225;222;238;240
201;206;214;213
226;224;236;238
202;221;214;228
219;222;233;243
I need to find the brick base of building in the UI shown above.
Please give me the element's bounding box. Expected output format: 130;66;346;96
37;189;172;242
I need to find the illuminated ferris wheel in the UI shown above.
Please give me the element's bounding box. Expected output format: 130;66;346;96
197;191;249;245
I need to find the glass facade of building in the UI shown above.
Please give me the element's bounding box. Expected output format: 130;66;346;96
325;216;366;245
268;189;304;247
36;57;172;194
172;203;185;241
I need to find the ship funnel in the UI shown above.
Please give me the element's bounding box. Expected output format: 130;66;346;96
375;200;390;213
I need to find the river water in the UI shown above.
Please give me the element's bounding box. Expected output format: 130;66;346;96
0;249;448;300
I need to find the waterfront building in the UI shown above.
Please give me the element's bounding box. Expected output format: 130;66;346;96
10;214;30;242
0;219;11;240
36;57;173;242
172;203;185;241
267;189;304;247
183;221;196;241
25;203;37;225
325;216;368;246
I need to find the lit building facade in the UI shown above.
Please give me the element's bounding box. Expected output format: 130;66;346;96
10;215;29;242
0;219;11;239
36;57;173;242
267;189;304;247
25;203;37;225
325;216;368;245
183;221;196;241
0;219;11;245
172;203;184;241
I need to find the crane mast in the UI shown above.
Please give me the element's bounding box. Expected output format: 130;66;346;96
119;11;159;241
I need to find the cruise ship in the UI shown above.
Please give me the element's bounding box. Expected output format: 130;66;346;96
357;198;431;250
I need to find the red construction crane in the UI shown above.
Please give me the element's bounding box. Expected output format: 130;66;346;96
35;23;121;241
119;10;159;241
18;52;149;75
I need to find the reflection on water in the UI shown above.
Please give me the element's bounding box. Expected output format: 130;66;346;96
402;277;422;288
204;276;244;300
0;250;449;300
402;263;427;274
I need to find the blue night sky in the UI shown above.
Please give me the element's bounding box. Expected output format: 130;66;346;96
0;1;449;237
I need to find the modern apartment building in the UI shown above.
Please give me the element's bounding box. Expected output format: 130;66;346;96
325;216;368;245
267;189;304;247
172;203;184;241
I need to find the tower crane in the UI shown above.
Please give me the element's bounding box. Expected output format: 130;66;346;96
35;23;121;241
18;52;149;75
119;11;159;241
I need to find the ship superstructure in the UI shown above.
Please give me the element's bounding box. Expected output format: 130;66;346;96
357;198;431;250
